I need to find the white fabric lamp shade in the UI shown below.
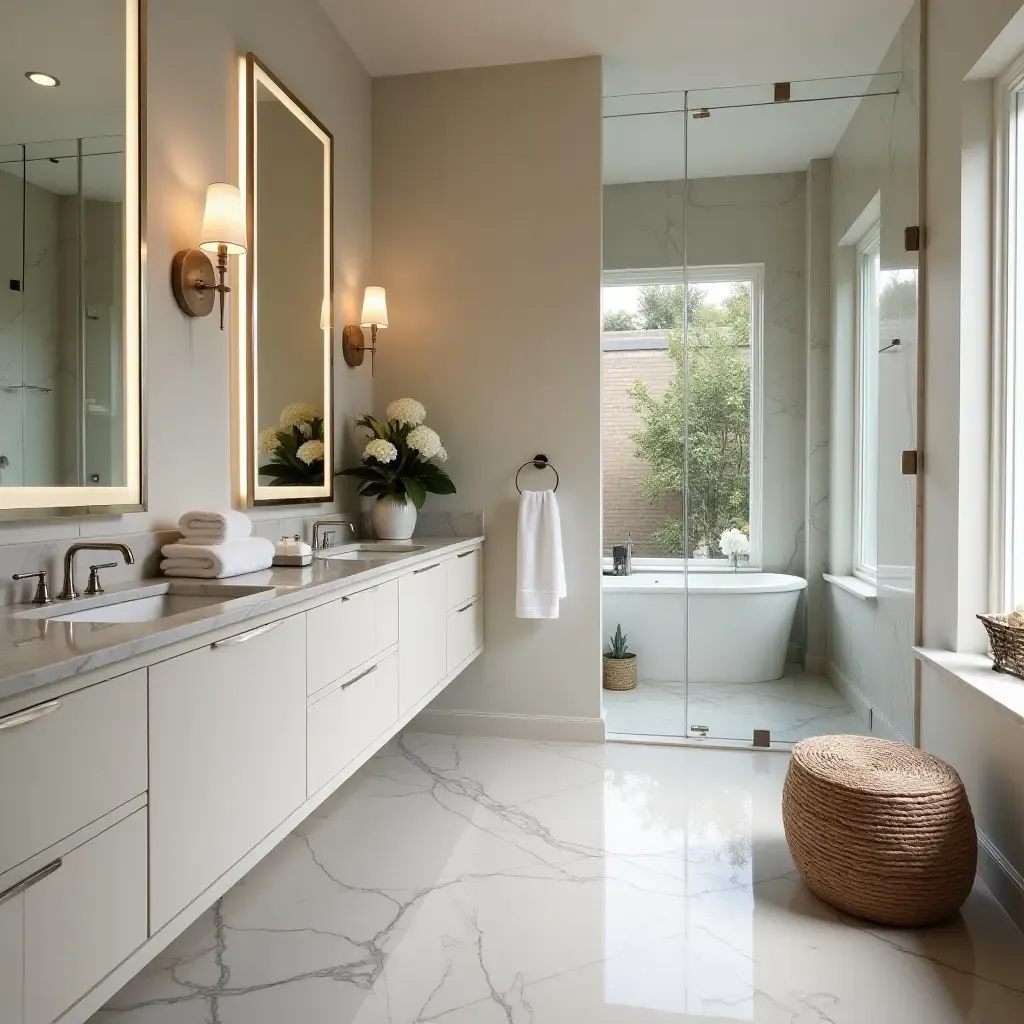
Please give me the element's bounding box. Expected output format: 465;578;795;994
360;286;388;328
200;183;247;255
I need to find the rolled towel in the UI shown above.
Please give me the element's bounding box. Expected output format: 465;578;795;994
178;509;252;545
160;537;274;579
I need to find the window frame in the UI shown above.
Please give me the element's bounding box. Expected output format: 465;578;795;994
601;263;764;570
992;54;1024;611
853;224;881;585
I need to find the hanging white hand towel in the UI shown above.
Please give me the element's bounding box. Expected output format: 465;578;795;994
516;489;567;619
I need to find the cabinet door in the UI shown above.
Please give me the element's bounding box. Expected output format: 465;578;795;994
447;598;484;673
398;562;447;714
149;614;307;930
306;587;378;695
446;548;482;611
24;809;147;1024
0;888;23;1024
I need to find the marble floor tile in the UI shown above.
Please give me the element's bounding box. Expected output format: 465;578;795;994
91;735;1024;1024
604;670;870;744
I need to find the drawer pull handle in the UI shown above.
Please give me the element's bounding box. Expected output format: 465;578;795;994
212;621;281;648
341;590;372;603
0;858;62;907
456;601;476;614
340;665;378;690
413;563;441;575
457;551;475;559
0;700;62;732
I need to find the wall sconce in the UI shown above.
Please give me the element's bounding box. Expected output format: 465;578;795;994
342;286;387;376
171;182;247;330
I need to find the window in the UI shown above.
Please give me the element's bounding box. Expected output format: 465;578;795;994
601;265;763;566
995;61;1024;609
854;225;880;583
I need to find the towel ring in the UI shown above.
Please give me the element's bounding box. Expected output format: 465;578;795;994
516;454;559;493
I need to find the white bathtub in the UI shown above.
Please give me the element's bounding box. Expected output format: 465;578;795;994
602;572;807;684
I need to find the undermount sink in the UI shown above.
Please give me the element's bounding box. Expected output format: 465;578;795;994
319;542;425;562
26;583;275;625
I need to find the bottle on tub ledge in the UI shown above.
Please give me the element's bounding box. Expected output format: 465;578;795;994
611;531;633;576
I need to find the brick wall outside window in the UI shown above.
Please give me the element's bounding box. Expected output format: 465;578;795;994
602;348;680;557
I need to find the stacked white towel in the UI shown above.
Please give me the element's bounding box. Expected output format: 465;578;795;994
160;537;275;579
516;489;567;619
177;509;253;545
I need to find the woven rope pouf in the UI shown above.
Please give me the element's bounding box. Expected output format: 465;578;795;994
782;735;977;926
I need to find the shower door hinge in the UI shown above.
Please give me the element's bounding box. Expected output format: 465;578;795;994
690;724;709;737
752;729;771;748
905;226;922;252
901;450;919;476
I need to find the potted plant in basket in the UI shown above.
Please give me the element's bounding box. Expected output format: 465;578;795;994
603;624;637;691
339;398;456;540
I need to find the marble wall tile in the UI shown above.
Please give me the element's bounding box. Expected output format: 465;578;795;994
414;510;485;538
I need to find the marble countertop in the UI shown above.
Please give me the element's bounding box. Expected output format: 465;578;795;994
0;536;483;707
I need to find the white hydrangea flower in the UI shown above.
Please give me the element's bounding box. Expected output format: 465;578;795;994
258;427;280;455
279;403;322;431
296;439;325;465
719;528;750;557
364;439;398;464
407;425;441;459
435;445;448;462
386;397;426;426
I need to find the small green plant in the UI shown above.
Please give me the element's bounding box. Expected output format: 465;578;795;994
606;624;630;659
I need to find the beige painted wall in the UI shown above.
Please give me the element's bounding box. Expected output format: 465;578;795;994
371;57;604;728
0;0;371;556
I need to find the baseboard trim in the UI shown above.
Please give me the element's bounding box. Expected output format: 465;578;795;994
977;829;1024;932
411;708;606;742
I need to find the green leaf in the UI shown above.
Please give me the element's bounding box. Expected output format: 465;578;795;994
404;477;427;509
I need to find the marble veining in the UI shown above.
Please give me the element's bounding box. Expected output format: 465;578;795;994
604;670;868;743
0;536;482;706
91;734;1024;1022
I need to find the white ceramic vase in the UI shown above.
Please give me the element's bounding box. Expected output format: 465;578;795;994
371;494;417;540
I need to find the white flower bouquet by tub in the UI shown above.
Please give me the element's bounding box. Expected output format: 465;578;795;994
258;402;325;486
719;527;750;569
339;397;456;510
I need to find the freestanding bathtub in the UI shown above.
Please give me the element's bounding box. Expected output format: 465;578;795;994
602;572;807;684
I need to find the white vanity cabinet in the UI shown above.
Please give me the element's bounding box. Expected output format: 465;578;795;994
398;561;448;714
148;613;307;930
24;810;147;1024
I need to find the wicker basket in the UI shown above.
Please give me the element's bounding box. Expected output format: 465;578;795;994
603;654;637;691
977;613;1024;678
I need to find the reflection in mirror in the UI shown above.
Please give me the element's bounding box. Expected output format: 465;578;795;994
243;55;333;506
0;0;141;516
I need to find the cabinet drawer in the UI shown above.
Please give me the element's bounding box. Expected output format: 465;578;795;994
0;670;147;878
24;808;147;1024
307;587;378;695
0;887;22;1024
149;614;307;930
446;549;481;611
447;598;483;673
307;652;398;796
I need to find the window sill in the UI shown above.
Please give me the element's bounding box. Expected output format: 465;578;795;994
823;573;878;602
913;647;1024;727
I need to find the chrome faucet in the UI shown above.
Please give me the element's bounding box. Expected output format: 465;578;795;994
311;520;356;550
57;542;135;601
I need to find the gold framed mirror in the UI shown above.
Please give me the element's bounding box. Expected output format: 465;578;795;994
238;53;334;507
0;0;145;520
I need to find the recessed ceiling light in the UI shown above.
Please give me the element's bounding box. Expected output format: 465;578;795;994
25;72;60;88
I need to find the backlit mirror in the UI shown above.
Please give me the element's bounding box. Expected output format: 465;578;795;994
240;54;334;506
0;0;143;519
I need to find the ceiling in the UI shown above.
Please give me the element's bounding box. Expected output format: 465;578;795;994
320;0;913;184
